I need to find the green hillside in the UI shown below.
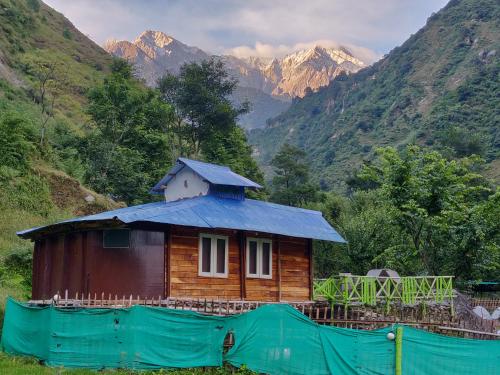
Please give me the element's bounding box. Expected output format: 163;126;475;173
0;0;121;304
249;0;499;189
0;0;112;121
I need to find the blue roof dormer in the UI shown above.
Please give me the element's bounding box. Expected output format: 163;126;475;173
151;158;262;202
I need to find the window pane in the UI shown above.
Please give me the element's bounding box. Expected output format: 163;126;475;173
216;238;226;274
201;237;211;273
103;229;130;248
262;242;271;275
248;241;257;274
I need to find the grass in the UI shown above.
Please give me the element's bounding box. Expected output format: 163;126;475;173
0;353;253;375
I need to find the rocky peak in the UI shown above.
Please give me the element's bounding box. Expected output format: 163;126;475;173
132;30;206;61
281;45;364;69
134;30;174;49
104;39;144;61
105;31;366;98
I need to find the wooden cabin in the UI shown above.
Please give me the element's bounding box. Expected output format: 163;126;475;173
18;158;345;302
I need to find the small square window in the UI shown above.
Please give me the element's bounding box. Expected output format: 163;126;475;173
246;238;272;279
103;229;130;248
198;234;228;278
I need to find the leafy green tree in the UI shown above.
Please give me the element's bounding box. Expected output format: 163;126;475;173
157;58;249;157
356;145;496;279
439;126;485;158
82;59;174;204
314;190;411;277
315;146;498;280
445;190;499;280
270;143;320;206
157;59;264;187
0;114;35;171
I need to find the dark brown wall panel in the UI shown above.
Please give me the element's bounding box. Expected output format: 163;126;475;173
48;236;64;297
84;230;164;297
32;241;42;299
32;229;165;299
38;239;52;299
63;232;84;296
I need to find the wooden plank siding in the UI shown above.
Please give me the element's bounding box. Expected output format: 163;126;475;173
280;237;310;301
169;226;242;300
168;227;310;302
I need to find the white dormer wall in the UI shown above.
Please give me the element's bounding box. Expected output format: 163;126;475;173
163;167;209;202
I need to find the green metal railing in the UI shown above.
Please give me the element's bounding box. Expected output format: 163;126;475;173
313;275;454;308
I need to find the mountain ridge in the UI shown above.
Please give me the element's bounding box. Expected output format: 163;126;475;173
249;0;499;188
105;30;366;98
105;31;367;129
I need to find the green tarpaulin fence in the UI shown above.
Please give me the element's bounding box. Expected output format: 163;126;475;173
2;298;499;374
1;298;228;369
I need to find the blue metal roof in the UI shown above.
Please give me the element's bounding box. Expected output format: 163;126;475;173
150;158;262;194
17;195;346;243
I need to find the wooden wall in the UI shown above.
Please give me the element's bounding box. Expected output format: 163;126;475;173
168;227;311;302
31;225;311;302
279;237;310;301
32;230;164;299
169;226;242;299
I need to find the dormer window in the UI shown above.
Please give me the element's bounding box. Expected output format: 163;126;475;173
198;234;228;278
150;157;262;202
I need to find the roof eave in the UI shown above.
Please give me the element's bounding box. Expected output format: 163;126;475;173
16;218;126;241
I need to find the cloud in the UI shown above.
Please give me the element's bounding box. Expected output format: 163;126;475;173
227;40;381;63
44;0;448;61
45;0;145;43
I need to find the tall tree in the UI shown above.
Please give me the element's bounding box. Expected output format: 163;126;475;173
157;58;264;187
82;59;174;204
157;58;249;157
27;60;65;148
270;143;319;207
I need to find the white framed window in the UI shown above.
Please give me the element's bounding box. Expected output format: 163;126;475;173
198;234;229;278
246;238;272;279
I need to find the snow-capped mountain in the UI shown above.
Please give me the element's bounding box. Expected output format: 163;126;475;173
105;31;366;127
104;31;209;85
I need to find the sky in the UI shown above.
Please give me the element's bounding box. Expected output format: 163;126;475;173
44;0;449;63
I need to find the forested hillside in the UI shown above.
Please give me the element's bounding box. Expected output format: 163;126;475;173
250;0;500;189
